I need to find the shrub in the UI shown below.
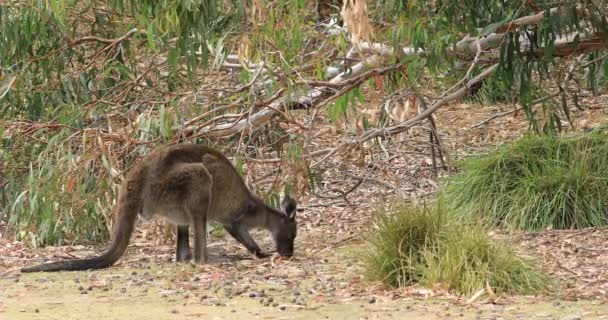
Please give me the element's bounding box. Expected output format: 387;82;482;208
444;129;608;231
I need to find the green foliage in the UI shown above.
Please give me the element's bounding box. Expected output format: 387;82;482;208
364;202;551;295
0;0;243;119
466;73;514;105
374;1;607;132
1;132;111;246
444;129;608;231
328;88;364;122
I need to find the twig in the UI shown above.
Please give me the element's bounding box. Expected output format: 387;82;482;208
344;172;398;190
471;107;523;129
82;29;138;70
69;29;138;46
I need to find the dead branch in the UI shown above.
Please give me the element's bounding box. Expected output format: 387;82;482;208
358;64;499;143
69;28;138;46
181;55;402;138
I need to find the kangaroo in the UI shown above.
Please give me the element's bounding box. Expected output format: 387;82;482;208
21;144;298;272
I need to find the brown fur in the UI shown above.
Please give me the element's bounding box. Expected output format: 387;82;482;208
21;144;298;272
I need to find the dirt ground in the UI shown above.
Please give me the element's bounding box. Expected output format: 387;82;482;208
3;97;608;319
1;237;608;320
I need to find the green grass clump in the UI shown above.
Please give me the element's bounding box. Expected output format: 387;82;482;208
364;203;445;288
445;130;608;231
364;202;551;295
423;224;550;295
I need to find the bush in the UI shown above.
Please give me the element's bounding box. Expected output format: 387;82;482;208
363;202;551;295
1;133;111;246
444;129;608;231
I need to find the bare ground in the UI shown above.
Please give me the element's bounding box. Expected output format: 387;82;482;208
3;97;608;319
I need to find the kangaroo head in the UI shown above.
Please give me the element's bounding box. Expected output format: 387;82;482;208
272;195;298;257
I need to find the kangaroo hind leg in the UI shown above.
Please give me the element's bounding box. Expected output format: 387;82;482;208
186;164;213;265
176;225;191;262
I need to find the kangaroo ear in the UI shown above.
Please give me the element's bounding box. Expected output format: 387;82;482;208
281;196;297;220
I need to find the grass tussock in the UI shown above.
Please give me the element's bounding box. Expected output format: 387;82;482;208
444;130;608;231
364;202;551;295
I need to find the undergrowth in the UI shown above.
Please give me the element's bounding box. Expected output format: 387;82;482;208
364;202;551;295
1;135;112;247
444;129;608;231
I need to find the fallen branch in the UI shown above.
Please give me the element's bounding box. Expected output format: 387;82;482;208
182;55;393;138
69;28;138;46
359;64;499;143
308;64;498;168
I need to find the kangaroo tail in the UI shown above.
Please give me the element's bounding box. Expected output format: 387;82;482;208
21;187;139;272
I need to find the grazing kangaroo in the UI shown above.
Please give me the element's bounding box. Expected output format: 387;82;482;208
21;144;298;272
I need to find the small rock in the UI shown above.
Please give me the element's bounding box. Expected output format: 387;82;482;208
369;297;376;304
279;306;286;311
170;309;178;314
249;292;256;298
34;309;39;313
